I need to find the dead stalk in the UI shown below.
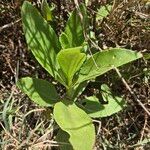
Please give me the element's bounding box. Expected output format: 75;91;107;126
114;67;150;116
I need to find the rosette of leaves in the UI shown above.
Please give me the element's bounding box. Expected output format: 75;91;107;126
17;1;143;150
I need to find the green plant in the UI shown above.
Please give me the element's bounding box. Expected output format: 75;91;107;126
17;1;143;150
96;4;112;20
41;0;55;21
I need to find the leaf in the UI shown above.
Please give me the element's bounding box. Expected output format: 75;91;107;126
96;5;112;20
41;0;54;21
72;81;88;100
59;32;71;49
79;96;103;118
54;100;95;150
81;84;126;118
101;84;126;117
57;47;86;86
60;3;88;48
21;1;60;78
143;53;150;60
56;129;73;150
2;92;13;131
17;77;59;106
77;48;142;84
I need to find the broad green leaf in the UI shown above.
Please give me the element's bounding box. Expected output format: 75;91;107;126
41;0;54;21
17;77;59;106
57;47;86;86
60;3;88;48
81;84;126;118
96;5;112;20
21;1;60;78
79;96;103;118
54;100;95;150
56;129;73;150
77;48;142;84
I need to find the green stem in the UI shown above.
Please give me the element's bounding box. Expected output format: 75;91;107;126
66;87;74;100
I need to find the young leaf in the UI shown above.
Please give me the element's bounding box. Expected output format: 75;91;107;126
57;47;86;86
59;3;88;48
17;77;59;106
80;84;126;118
59;32;71;49
41;0;54;21
54;100;95;150
77;48;142;84
21;1;60;78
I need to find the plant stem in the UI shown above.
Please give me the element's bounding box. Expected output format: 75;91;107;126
66;87;74;100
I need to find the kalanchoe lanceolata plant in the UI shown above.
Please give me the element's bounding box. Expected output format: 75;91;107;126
17;1;143;150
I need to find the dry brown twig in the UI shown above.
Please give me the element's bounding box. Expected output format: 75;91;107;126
93;119;102;136
0;19;21;32
0;122;19;144
140;114;148;141
114;67;150;116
